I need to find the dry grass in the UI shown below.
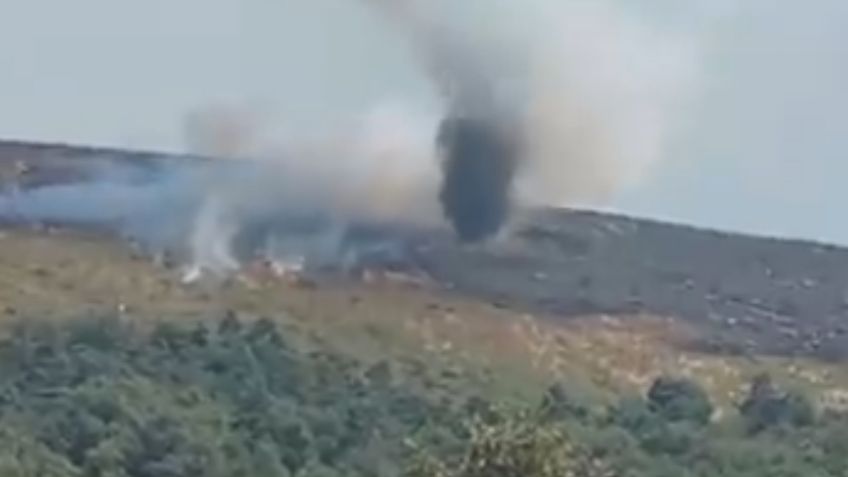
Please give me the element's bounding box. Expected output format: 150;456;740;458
0;227;847;410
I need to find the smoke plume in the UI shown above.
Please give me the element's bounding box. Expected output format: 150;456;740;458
0;0;701;276
364;0;697;240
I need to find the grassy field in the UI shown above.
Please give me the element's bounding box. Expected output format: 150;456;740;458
0;227;845;413
1;228;848;475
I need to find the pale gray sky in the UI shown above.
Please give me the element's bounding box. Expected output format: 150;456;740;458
1;0;846;243
621;1;848;243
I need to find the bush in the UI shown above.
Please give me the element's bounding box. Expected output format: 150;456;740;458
612;396;661;434
740;373;816;433
0;314;846;477
0;315;467;477
406;410;608;477
647;376;714;425
540;382;596;422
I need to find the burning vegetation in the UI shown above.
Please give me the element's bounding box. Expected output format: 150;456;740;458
0;0;699;278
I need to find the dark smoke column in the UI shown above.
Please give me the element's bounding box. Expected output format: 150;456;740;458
430;30;520;243
437;112;518;242
363;0;521;242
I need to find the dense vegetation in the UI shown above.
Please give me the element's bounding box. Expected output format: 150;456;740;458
0;314;846;477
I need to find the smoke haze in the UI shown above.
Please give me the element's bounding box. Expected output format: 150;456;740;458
0;0;707;269
182;0;699;241
0;0;845;247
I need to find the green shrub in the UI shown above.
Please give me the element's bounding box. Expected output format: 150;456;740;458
0;315;466;477
0;314;845;477
647;376;714;425
406;410;608;477
740;373;816;433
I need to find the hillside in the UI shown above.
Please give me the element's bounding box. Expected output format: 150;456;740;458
416;207;848;360
5;139;848;361
0;140;847;476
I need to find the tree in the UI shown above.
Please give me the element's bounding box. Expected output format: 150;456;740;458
647;376;713;425
540;383;593;421
406;410;608;477
739;373;815;433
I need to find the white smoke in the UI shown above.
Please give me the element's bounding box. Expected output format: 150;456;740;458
516;1;699;206
361;0;700;208
171;0;702;260
189;195;241;274
0;0;707;275
181;101;443;224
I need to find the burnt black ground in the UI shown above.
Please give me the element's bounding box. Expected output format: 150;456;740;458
414;209;848;360
3;139;848;361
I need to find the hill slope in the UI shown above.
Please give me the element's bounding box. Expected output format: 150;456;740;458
2;141;848;475
4;139;848;361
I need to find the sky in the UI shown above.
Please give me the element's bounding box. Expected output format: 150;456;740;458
0;0;846;244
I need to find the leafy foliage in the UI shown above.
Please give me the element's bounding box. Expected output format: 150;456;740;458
739;373;816;433
0;315;464;477
407;410;609;477
0;316;844;477
647;376;714;425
